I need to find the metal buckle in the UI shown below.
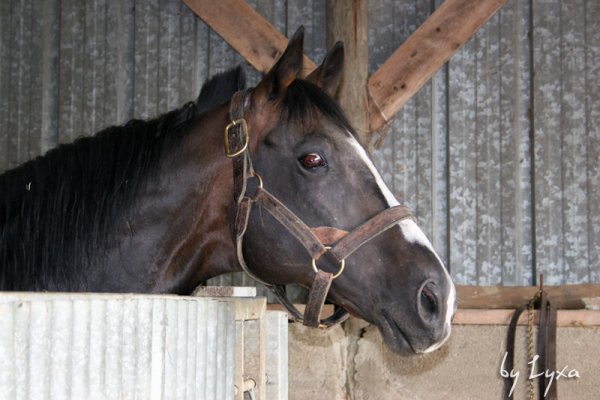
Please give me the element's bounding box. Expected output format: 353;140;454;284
312;246;345;279
224;118;249;158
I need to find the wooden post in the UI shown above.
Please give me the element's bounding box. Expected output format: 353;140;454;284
326;0;371;148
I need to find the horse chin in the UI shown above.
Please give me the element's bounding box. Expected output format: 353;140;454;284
330;294;426;355
375;311;419;356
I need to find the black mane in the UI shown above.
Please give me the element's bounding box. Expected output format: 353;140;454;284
0;66;246;290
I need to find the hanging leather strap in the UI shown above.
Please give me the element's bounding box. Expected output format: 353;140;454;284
504;305;527;400
303;270;334;327
504;288;558;400
537;292;558;400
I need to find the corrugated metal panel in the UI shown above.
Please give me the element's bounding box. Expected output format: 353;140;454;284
266;311;288;400
0;0;598;287
370;0;598;286
0;293;237;399
586;1;600;284
0;292;287;400
531;0;595;285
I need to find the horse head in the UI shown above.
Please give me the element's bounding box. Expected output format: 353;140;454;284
235;28;456;355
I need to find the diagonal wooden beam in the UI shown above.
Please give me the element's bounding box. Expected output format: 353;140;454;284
182;0;317;74
184;0;506;138
368;0;507;134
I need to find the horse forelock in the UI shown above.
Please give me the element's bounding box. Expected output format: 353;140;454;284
279;79;355;136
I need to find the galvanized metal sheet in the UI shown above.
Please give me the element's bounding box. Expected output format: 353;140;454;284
0;293;278;400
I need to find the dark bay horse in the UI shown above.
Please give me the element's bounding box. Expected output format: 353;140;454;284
0;28;455;355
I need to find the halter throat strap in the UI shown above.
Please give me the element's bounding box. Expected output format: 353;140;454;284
225;90;415;329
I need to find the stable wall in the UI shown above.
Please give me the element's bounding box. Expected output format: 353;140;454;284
287;317;600;400
1;0;599;287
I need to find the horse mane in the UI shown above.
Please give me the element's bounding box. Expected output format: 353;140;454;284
197;66;246;115
0;66;246;290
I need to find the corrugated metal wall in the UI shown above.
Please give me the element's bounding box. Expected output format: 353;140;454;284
0;292;288;400
0;0;598;286
369;0;599;286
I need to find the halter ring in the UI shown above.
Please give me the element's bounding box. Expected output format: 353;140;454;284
251;172;263;189
312;246;345;279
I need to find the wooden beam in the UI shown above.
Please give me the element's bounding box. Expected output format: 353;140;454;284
182;0;316;74
453;309;600;327
326;0;370;147
368;0;507;134
267;305;600;327
457;284;600;310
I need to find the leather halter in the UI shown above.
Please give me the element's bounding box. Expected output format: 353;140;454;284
225;90;415;328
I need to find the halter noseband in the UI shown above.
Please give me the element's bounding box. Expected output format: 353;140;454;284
225;90;415;328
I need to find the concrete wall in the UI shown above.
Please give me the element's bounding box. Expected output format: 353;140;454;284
288;318;600;400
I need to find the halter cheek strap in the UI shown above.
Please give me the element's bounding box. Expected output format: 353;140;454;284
225;90;415;329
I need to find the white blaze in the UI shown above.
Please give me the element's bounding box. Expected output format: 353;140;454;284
346;135;456;352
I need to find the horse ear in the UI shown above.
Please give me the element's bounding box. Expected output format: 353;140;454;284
305;41;344;97
256;27;305;97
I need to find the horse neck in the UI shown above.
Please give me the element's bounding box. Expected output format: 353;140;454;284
146;103;241;294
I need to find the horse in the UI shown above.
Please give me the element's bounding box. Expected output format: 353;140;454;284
0;27;455;355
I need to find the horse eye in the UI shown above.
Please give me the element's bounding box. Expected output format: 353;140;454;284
299;153;327;169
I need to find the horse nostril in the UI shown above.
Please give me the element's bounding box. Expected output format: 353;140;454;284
419;281;438;319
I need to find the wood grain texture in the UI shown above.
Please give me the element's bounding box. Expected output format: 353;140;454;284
453;309;600;326
182;0;317;75
326;0;370;147
368;0;507;133
457;284;600;310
